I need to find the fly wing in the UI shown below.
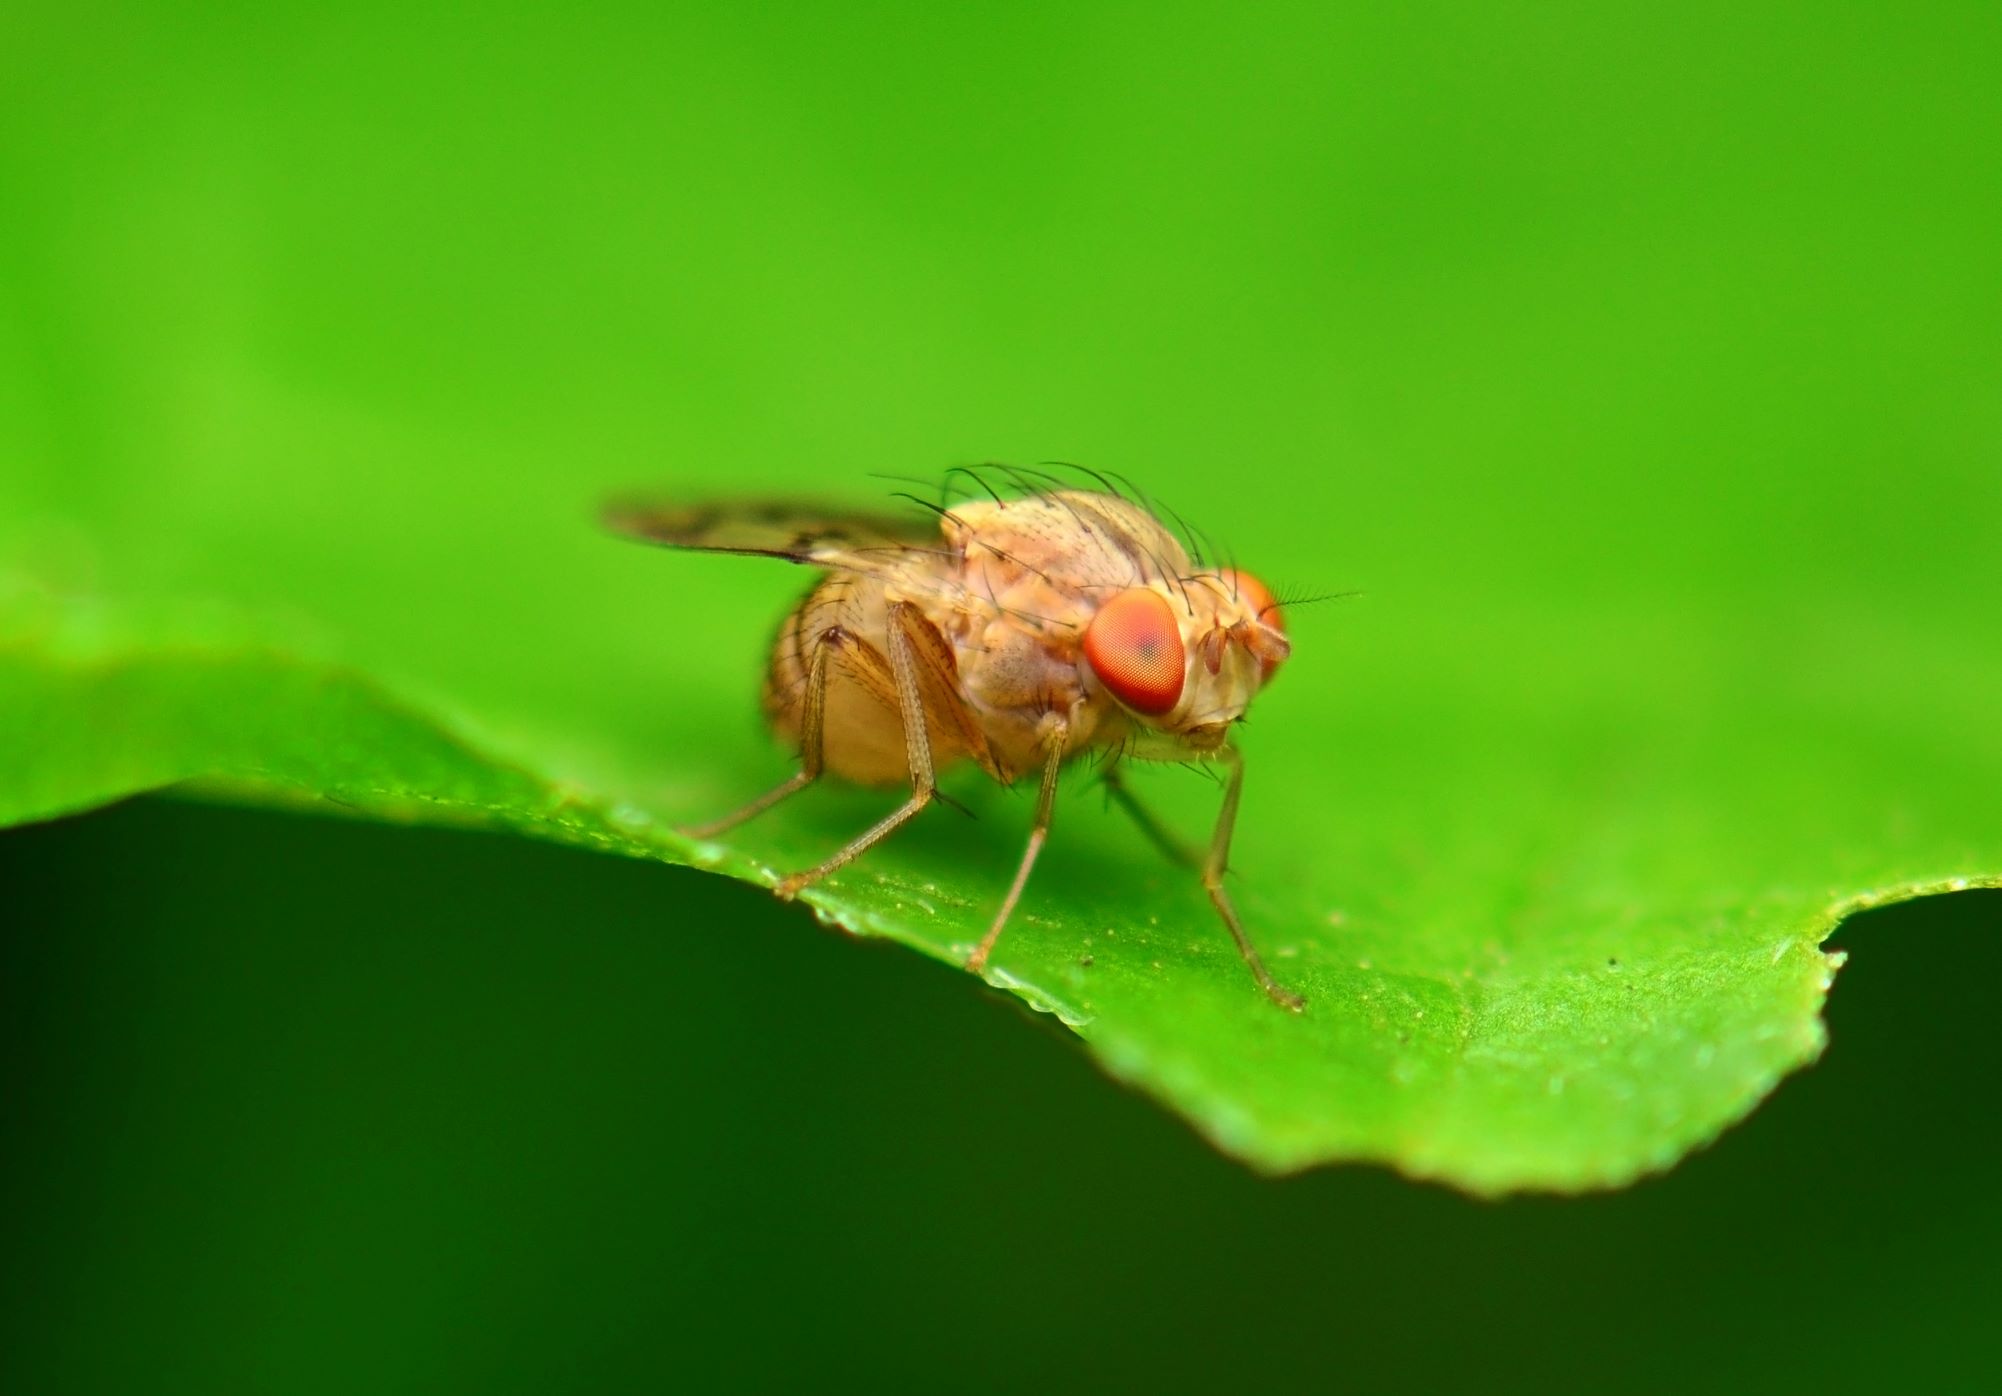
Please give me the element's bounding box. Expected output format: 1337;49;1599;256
603;496;942;572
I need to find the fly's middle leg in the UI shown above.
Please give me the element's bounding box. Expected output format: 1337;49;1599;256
967;713;1069;975
1101;763;1201;869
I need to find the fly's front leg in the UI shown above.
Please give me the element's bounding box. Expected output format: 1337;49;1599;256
775;602;939;899
678;628;838;840
967;715;1070;975
1204;746;1306;1012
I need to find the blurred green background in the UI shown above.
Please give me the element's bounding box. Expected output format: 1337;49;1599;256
5;0;2001;1389
6;802;2002;1393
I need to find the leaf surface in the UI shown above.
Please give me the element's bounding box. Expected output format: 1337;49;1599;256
4;0;1999;1193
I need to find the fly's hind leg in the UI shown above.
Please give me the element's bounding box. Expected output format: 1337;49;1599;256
773;602;943;900
677;627;841;840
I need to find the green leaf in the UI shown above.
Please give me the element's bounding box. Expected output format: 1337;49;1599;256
5;1;1999;1194
7;566;1997;1196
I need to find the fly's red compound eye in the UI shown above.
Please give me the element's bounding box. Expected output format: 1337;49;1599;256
1084;588;1186;716
1222;569;1286;681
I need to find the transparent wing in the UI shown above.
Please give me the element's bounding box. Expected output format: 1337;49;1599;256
602;495;941;570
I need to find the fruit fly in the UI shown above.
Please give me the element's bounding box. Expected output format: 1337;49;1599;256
605;468;1305;1010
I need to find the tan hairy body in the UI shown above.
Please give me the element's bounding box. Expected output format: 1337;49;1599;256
607;479;1304;1009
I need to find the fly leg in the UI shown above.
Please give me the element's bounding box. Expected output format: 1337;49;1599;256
967;716;1069;975
774;602;940;899
678;628;840;839
1100;762;1200;870
1203;746;1306;1012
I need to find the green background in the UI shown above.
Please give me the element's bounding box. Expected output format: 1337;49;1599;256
5;0;2000;1388
7;806;2002;1392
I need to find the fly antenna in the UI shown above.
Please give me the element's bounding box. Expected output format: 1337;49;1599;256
1274;587;1365;612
